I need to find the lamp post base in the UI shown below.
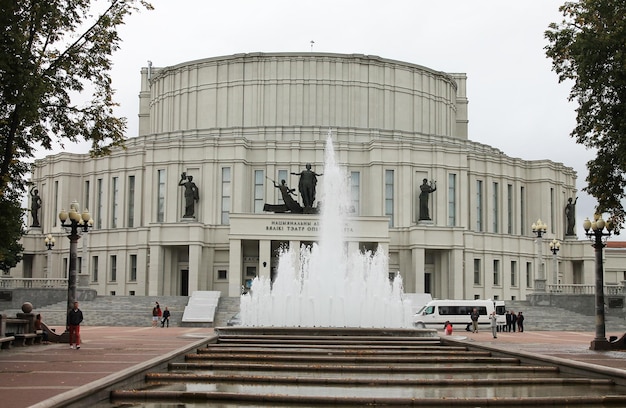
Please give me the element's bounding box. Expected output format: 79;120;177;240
590;337;611;351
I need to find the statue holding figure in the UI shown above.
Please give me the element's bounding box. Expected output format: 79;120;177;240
419;178;436;221
273;179;302;213
179;173;199;218
291;163;323;210
565;196;578;236
30;186;42;227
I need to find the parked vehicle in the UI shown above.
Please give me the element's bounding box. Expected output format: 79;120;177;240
413;299;498;329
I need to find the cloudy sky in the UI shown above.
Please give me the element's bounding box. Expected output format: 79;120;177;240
57;0;597;237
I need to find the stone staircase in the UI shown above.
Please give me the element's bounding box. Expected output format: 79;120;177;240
213;296;241;327
504;300;625;332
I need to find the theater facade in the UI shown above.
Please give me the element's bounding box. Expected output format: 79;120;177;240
17;53;612;301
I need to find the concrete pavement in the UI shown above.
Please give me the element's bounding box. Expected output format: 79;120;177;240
1;325;626;407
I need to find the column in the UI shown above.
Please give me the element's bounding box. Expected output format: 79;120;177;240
148;244;162;296
259;239;271;280
228;239;242;296
412;247;426;293
189;244;202;293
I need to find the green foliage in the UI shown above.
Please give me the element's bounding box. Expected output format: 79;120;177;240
545;0;626;232
0;0;153;198
0;195;24;273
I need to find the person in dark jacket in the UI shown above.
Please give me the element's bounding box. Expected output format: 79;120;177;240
510;309;517;333
517;311;525;332
161;307;171;328
67;301;84;349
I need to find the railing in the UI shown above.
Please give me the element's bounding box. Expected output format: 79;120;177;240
547;284;624;295
0;278;67;289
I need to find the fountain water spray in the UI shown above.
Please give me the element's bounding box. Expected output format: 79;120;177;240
240;133;413;327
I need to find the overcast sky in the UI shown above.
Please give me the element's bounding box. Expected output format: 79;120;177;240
54;0;598;238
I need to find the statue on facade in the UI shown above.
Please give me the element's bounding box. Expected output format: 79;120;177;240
565;196;578;236
30;186;42;227
271;179;303;213
291;163;323;210
179;173;199;218
419;178;436;221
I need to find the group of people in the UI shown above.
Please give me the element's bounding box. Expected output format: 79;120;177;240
151;301;171;328
504;310;524;333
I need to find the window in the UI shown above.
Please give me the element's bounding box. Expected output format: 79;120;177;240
127;176;135;227
277;170;288;204
63;257;68;279
476;180;483;231
217;269;228;280
493;259;500;286
492;182;499;233
519;187;526;235
84;180;90;213
78;257;82;274
157;170;166;222
526;262;532;287
222;167;231;224
448;174;456;226
510;260;518;287
507;184;513;234
129;255;137;281
110;255;117;282
350;171;360;215
111;177;119;228
92;256;98;282
254;170;264;213
385;170;394;227
96;178;103;229
54;181;59;227
473;258;481;285
550;188;555;234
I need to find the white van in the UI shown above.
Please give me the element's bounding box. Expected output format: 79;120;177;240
413;299;496;329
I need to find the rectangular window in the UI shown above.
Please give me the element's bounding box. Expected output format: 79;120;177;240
277;170;288;204
54;181;59;227
507;184;513;234
217;269;228;280
78;257;82;274
129;254;137;281
92;256;98;282
110;255;117;282
111;177;119;228
510;260;518;287
473;258;481;285
492;182;499;233
519;187;526;235
448;173;456;226
493;259;500;286
157;170;165;222
526;261;532;287
63;258;68;279
96;178;103;229
550;187;555;234
221;167;231;224
127;176;135;227
84;180;90;213
254;170;264;213
476;180;483;231
350;171;360;215
385;170;394;227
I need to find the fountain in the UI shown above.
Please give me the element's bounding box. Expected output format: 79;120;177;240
240;134;413;328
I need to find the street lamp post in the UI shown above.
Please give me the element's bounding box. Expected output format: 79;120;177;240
531;218;547;292
583;215;613;350
549;238;560;286
59;201;93;314
44;234;55;279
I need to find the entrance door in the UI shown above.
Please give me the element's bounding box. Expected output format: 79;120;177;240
180;269;189;296
424;264;435;295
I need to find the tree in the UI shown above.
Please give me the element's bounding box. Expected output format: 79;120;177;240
0;194;24;273
545;0;626;231
0;0;153;199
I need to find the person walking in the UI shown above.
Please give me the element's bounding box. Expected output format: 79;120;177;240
470;308;480;333
517;311;525;332
67;301;83;349
152;302;160;327
161;307;171;328
489;311;498;339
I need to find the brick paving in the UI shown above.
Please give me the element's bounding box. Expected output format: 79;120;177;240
1;326;626;407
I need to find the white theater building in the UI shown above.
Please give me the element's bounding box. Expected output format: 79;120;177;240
15;53;624;301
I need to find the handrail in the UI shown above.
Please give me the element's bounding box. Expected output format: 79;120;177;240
0;278;67;289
